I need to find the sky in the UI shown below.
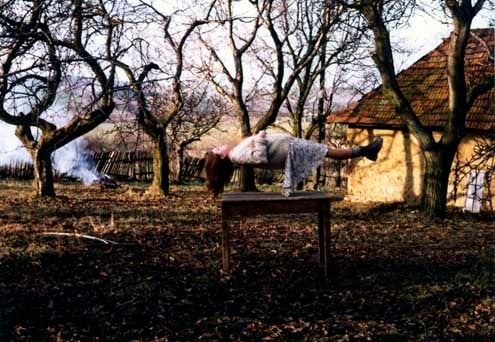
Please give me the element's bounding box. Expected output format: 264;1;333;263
393;3;493;70
0;2;493;175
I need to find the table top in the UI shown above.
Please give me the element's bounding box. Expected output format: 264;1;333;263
221;191;344;203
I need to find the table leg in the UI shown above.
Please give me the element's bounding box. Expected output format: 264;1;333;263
222;218;230;274
318;206;330;277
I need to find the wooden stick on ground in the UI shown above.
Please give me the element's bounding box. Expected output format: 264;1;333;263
39;232;119;245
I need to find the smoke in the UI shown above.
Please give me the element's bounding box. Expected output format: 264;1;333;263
0;122;31;165
0;76;109;185
53;139;101;185
0;120;102;185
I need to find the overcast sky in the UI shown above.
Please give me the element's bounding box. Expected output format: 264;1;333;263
0;2;493;164
394;2;493;70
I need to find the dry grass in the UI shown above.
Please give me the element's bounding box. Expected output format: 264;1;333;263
0;180;493;341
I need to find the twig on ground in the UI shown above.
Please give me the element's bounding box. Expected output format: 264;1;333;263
39;232;120;245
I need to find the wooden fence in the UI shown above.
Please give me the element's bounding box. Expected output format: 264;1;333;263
93;151;207;181
177;157;206;181
0;152;345;189
92;151;154;181
0;161;34;180
0;152;207;182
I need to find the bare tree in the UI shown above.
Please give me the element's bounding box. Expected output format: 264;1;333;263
340;0;494;217
0;0;118;196
278;12;366;140
167;90;226;182
198;0;334;191
197;0;263;191
114;1;216;196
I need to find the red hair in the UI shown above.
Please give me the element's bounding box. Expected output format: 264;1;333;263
205;151;234;197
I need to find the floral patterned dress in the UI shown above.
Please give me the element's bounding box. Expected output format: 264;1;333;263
225;131;328;196
282;137;328;196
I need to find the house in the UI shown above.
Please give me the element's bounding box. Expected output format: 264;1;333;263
328;28;494;209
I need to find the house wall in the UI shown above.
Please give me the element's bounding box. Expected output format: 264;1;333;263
344;129;495;209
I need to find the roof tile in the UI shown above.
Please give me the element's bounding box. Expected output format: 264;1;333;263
329;28;494;132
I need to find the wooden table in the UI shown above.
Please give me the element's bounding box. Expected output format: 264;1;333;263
220;191;343;276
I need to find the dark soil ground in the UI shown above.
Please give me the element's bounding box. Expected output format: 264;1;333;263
0;181;493;341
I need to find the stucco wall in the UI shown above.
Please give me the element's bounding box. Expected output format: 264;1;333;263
344;128;494;209
453;135;495;209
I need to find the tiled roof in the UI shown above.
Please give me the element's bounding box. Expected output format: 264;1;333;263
328;28;494;132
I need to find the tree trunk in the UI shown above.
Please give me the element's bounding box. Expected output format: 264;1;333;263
32;150;55;197
238;111;257;192
175;146;184;183
148;134;169;196
421;147;457;217
239;165;256;192
314;39;327;191
295;116;303;139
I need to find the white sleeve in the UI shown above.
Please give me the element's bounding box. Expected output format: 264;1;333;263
229;131;268;165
